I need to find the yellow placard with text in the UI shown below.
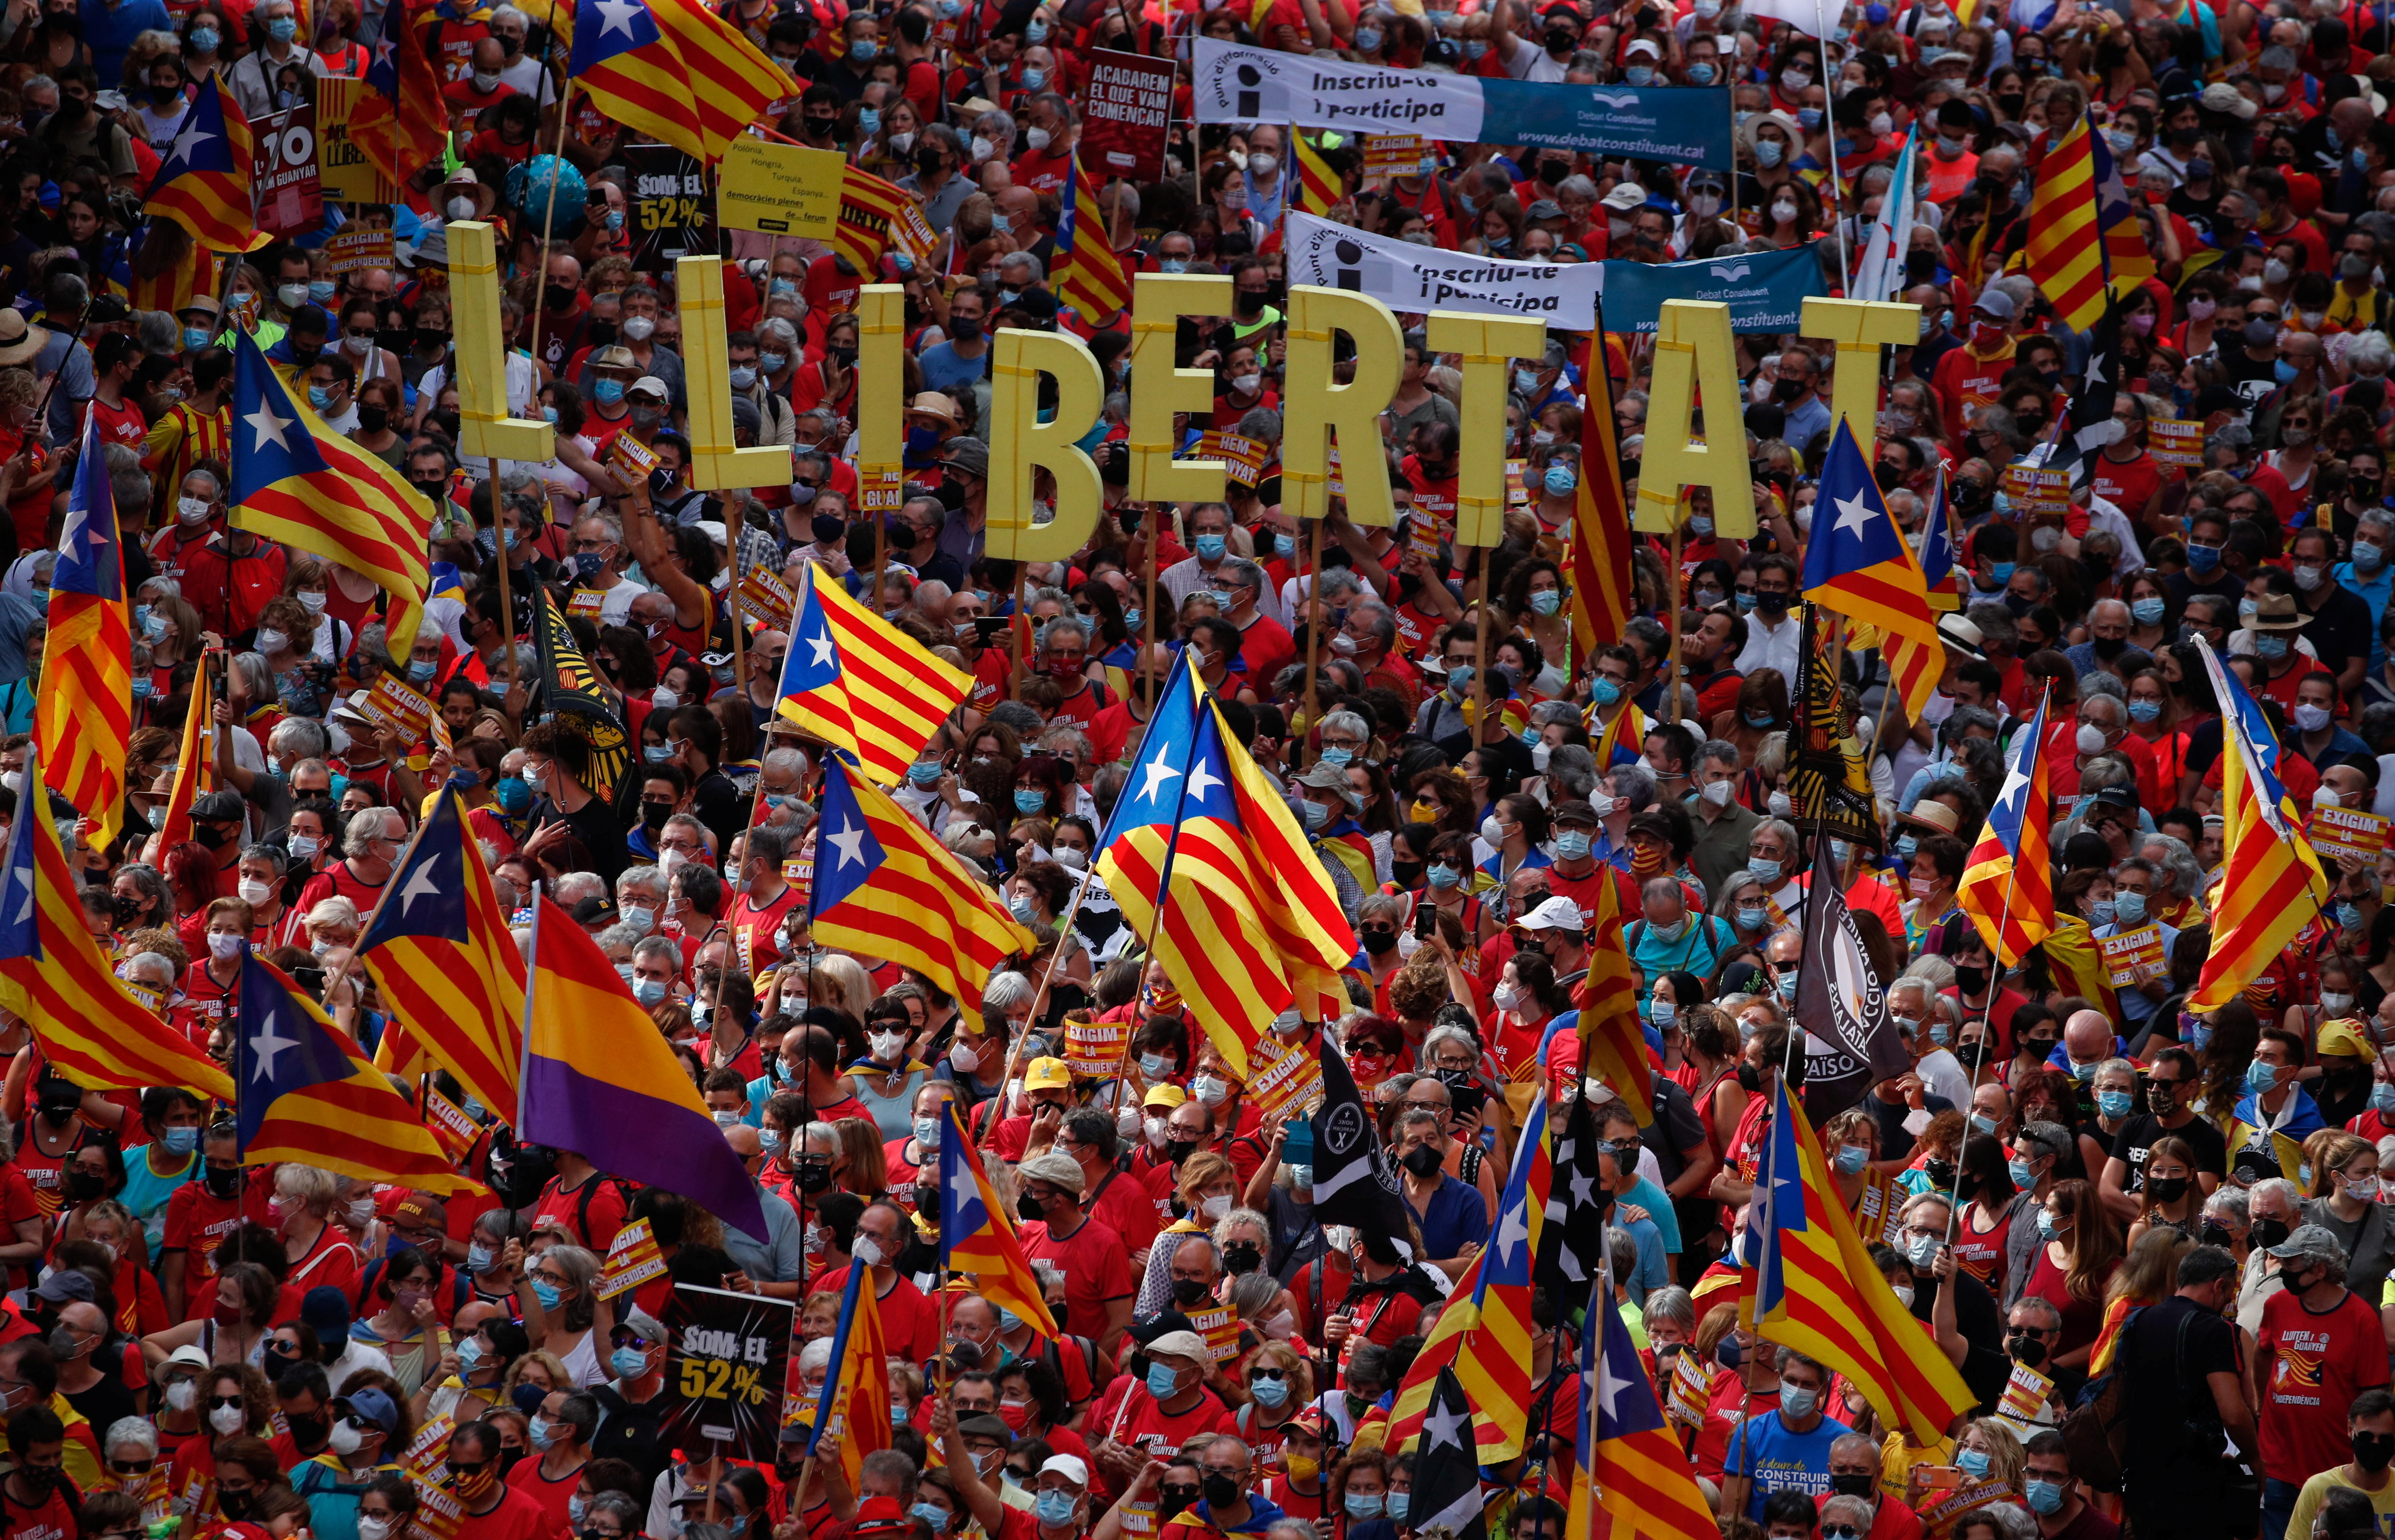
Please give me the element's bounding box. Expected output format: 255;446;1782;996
716;138;846;237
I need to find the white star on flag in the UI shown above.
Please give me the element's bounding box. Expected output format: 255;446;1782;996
1136;741;1184;805
167;113;215;170
828;820;868;869
805;624;836;669
245;401;293;453
1423;1402;1468;1451
595;0;644;36
399;858;442;913
249;1014;301;1080
1832;486;1877;541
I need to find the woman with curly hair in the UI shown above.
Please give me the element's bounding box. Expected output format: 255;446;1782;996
1499;558;1571;671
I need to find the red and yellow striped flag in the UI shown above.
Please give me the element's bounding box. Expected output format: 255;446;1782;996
2025;113;2110;332
0;737;233;1102
153;660;209;854
38;408;130;847
1957;688;2055;967
1055;152;1131;322
142;72;267;254
2190;642;2329;1009
567;0;783;162
1744;1076;1977;1445
830;165;919;277
1293;132;1340;215
1575;870;1653;1127
1569;322;1635;659
775;561;971;787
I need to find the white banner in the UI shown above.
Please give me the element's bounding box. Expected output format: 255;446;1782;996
1281;212;1606;330
1192;39;1487;138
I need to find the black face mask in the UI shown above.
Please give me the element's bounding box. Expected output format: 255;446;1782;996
1017;1192;1047;1224
1159;1488;1201;1522
64;1169;103;1201
1829;1473;1876;1500
357;405;389;435
1223;1241;1262;1275
38;1101;76;1127
2146;1175;2190;1204
640;799;674;829
794;1157;833;1195
1201;1475;1241;1510
204;1165;242;1199
1735;1062;1762;1093
1400;1145;1444;1178
2252;1217;2292;1250
1537;159;1568;186
1170;1277;1211;1307
2358;1433;2395;1473
1952;964;1989;997
217;1489;255;1519
1752;591;1790;616
285;1410;328;1446
2006;1332;2048;1368
1360;926;1397;955
1164;1138;1198;1165
1923;1159;1955;1189
2200;1220;2234;1247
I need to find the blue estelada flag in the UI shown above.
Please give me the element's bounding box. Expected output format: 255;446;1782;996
1569;1271;1719;1540
142;72;266;254
1917;463;1961;611
1801;419;1944;723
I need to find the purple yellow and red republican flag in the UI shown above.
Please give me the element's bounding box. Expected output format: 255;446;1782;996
520;894;769;1240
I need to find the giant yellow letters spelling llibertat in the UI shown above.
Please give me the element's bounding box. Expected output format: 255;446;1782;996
1282;285;1403;528
1424;312;1546;549
1127;272;1232;507
1636;300;1759;537
1799;297;1922;466
447;221;553;465
986;328;1105;562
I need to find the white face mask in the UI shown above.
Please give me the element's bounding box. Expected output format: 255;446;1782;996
165;1379;197;1412
176;496;212;525
621;314;657;342
209;1403;245;1434
869;1030;909;1062
237;878;272;906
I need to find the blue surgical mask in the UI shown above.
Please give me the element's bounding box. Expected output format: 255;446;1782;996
730;366;757;391
2185;1020;2213;1052
1514;366;1542;396
850;37;874;59
1034;1492;1076;1526
2131;596;2167;625
1427;863;1461;890
2128;698;2162;723
409;660;437;683
1625;63;1653;84
1386;1496;1407;1524
267;15;296;39
2097;1090;2134;1118
1748;858;1780;885
1159;258;1189;274
908;760;944;786
1320;746;1354;770
1543;465;1577;496
2277;359;2302;385
1834;1144;1868;1174
859;108;881;135
2008;1157;2035;1187
1780;1385;1818;1418
913;1504;949;1533
594;378;626;405
1649;997;1677;1026
190;24;218;48
1553;831;1592;860
161;1126;199;1156
632;977;668;1007
2342;901;2366;930
2246;1059;2281;1094
1687;61;1715;82
2088;900;2116;928
1956;1448;1991;1478
1797;107;1823;129
1194;533;1228;561
1776;971;1798;1003
2257;634;2291;660
1737;906;1767;932
2025;1482;2065;1516
1345;1495;1385;1521
1026;19;1048;39
2374;1083;2395;1117
308;386;335;411
1146;1362;1180;1399
531;1278;562;1310
1353;25;1382;48
1249;1374;1289;1407
457;1337;484;1370
1590;677;1622;706
1014;789;1046;814
610;1347;647;1380
1894;833;1918;858
2114;892;2147;924
1020;67;1047;90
